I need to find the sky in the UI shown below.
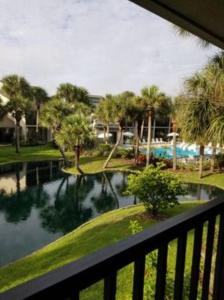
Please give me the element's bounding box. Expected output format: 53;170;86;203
0;0;219;97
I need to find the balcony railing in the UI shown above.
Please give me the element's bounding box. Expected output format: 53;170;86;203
1;198;224;300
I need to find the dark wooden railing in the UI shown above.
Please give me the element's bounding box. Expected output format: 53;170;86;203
1;198;224;300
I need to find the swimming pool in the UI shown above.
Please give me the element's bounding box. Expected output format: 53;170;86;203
141;146;212;159
153;146;197;159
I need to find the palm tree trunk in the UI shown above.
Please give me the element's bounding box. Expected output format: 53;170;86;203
168;118;171;134
15;119;20;153
58;144;69;166
140;119;144;141
106;125;110;144
103;127;106;144
36;106;40;134
210;146;216;173
146;111;152;166
104;125;122;169
173;134;177;171
199;145;204;179
134;121;139;164
153;117;156;140
74;145;81;168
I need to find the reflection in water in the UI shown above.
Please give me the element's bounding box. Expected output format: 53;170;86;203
0;161;224;267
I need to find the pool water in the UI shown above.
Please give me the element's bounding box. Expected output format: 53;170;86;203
0;161;223;267
152;146;197;159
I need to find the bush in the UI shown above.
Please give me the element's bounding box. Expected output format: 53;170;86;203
137;154;172;169
216;153;224;170
126;164;185;216
96;143;112;157
114;147;134;159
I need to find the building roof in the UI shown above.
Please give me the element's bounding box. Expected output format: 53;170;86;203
130;0;224;49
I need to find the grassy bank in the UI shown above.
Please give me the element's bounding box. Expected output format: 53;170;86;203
175;170;224;190
0;202;202;295
1;144;224;191
65;156;137;174
0;144;62;165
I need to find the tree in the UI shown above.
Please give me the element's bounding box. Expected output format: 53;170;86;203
56;83;89;105
126;164;185;216
103;91;134;169
55;114;94;169
1;75;32;153
40;98;74;163
178;73;216;178
31;86;48;135
129;96;145;164
141;85;165;166
95;94;114;144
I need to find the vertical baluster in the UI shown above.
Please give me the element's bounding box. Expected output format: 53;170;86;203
104;271;117;300
155;243;168;300
132;256;145;300
213;212;224;300
174;232;187;300
201;217;216;300
189;223;203;300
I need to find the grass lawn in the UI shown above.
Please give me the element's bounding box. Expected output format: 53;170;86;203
0;144;62;165
0;202;203;297
65;156;137;174
175;170;224;190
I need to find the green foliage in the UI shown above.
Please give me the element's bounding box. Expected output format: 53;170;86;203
56;83;89;105
1;74;33;120
114;147;134;159
126;164;185;215
96;143;112;157
55;114;94;151
215;153;224;170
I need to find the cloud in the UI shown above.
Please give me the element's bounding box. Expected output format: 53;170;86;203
0;0;219;96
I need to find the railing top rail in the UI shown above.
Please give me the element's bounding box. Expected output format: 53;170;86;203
1;198;224;300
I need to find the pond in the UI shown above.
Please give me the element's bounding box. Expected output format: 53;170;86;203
0;160;224;267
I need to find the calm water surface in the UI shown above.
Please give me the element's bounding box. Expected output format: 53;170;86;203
0;161;223;267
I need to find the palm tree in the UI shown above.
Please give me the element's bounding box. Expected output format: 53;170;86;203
103;92;134;169
129;96;145;164
204;57;224;171
55;114;94;169
40;98;74;163
179;73;216;178
173;25;210;48
31;86;48;135
56;83;89;105
141;85;165;165
95;94;113;144
169;96;183;171
1;75;32;153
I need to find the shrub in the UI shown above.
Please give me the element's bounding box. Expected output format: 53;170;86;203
216;153;224;170
96;143;112;157
114;147;134;159
126;164;185;216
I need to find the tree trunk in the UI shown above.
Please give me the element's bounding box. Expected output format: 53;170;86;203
103;127;106;144
104;125;122;169
210;146;216;173
15;119;21;153
173;134;177;171
140;119;144;141
153;117;156;140
74;145;80;168
168;118;171;134
134;121;139;164
106;124;110;144
199;145;204;179
36;105;40;134
146;111;152;166
58;144;69;166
